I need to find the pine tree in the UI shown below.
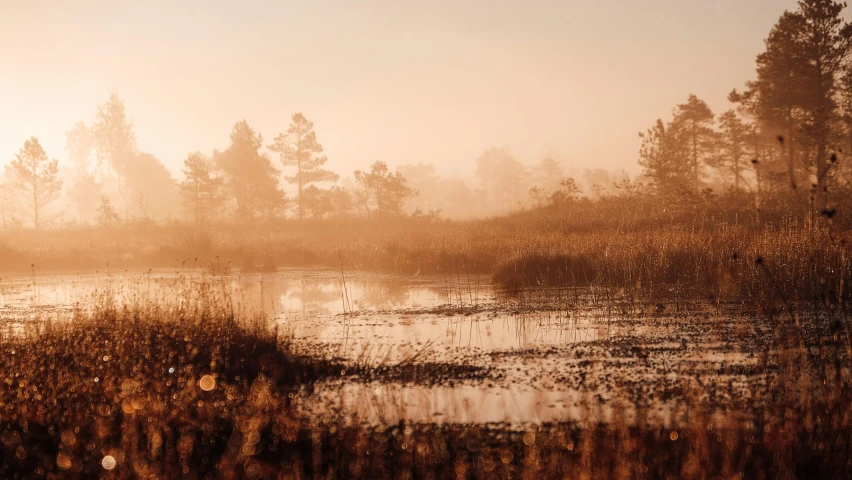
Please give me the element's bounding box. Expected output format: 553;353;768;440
676;94;715;187
710;110;751;189
180;152;224;226
732;1;852;210
215;121;286;219
354;161;417;218
92;93;137;216
5;137;62;229
795;0;852;210
731;12;807;191
65;121;102;223
638;118;691;194
268;113;338;219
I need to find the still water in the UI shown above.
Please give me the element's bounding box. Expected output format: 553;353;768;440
0;269;751;425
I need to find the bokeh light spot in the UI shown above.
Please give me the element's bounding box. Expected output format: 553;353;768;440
199;375;216;391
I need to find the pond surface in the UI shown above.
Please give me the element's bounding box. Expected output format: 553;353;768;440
0;269;768;425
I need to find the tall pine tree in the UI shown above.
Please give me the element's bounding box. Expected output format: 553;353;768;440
268;113;338;219
215;121;286;219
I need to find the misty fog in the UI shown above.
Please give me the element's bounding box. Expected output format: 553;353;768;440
3;1;852;478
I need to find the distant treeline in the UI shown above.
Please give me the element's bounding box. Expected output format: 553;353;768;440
3;0;852;229
0;95;627;228
1;104;423;228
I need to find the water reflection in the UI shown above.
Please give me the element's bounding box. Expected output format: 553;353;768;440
0;270;605;351
0;269;620;424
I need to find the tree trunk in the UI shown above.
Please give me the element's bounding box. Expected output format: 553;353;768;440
815;141;827;212
755;164;762;225
195;183;201;227
118;170;128;220
787;116;796;191
298;167;303;220
815;58;828;215
734;154;740;190
33;181;39;230
297;133;304;220
692;122;699;186
753;134;761;224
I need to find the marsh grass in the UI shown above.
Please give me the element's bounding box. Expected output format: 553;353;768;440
1;209;848;316
0;279;349;477
493;223;851;314
0;274;847;477
0;200;851;477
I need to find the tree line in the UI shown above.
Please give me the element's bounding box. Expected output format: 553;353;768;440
1;91;617;229
636;0;852;222
7;0;848;229
1;94;420;229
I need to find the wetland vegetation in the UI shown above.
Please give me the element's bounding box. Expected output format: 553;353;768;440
4;0;852;478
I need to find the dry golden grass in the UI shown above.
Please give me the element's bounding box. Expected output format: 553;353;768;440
0;196;849;477
0;271;847;477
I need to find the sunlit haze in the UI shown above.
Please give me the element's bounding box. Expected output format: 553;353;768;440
3;1;852;477
1;0;797;178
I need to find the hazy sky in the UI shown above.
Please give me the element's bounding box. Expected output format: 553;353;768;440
1;0;800;180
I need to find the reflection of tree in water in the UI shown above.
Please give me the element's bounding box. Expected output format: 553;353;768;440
352;279;411;311
240;274;419;315
296;278;341;314
253;277;342;316
228;277;287;319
